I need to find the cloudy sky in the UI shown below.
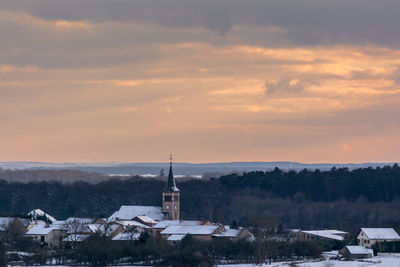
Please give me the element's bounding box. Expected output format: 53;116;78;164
1;0;400;163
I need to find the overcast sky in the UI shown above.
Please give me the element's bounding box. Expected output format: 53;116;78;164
1;0;400;163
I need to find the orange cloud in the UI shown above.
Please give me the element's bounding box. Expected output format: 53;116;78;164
1;12;400;162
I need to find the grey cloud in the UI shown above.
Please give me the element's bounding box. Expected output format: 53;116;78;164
349;69;390;81
265;78;316;95
2;0;400;47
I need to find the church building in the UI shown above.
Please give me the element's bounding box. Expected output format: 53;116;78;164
162;155;180;220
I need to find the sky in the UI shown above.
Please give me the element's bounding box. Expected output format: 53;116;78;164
1;0;400;163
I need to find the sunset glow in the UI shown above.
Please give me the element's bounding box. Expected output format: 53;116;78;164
1;1;400;163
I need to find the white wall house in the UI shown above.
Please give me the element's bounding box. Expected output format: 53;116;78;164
25;224;64;248
357;228;400;248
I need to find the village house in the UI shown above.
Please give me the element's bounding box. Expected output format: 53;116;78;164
25;223;65;248
112;219;149;233
108;205;164;222
212;227;255;241
132;215;157;227
339;245;373;260
111;232;141;244
357;228;400;248
151;220;211;235
160;224;224;241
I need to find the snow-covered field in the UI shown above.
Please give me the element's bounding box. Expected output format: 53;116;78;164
218;255;400;267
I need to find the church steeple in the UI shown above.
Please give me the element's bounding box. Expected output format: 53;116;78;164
165;154;179;192
162;154;180;220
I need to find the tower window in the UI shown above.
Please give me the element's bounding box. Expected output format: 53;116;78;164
174;196;179;201
164;195;172;201
166;205;169;209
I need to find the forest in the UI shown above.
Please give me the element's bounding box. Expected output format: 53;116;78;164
1;165;400;236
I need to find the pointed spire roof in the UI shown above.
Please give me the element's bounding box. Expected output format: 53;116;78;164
165;154;179;192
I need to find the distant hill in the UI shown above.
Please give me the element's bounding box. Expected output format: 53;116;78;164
0;161;397;178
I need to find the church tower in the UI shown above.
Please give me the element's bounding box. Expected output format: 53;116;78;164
162;154;180;220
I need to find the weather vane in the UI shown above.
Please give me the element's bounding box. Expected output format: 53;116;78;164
169;153;173;164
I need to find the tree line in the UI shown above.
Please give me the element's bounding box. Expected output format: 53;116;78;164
1;165;400;234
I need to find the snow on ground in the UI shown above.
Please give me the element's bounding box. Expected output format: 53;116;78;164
218;255;400;267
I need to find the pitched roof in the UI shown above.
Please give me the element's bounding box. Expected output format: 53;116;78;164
112;232;140;241
361;228;400;240
161;225;219;235
27;209;56;223
135;215;156;225
214;229;242;238
345;246;374;255
26;224;55;235
108;205;164;221
301;230;348;241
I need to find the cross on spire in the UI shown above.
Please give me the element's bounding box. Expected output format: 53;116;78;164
165;153;179;192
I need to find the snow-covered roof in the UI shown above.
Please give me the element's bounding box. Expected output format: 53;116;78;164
302;230;348;241
62;234;89;242
161;225;219;235
135;215;156;225
214;229;242;238
153;220;207;229
361;228;400;240
345;246;374;255
27;209;56;223
26;224;55;235
87;224;103;233
0;218;16;231
114;220;149;229
112;232;140;241
109;205;164;221
167;234;186;241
